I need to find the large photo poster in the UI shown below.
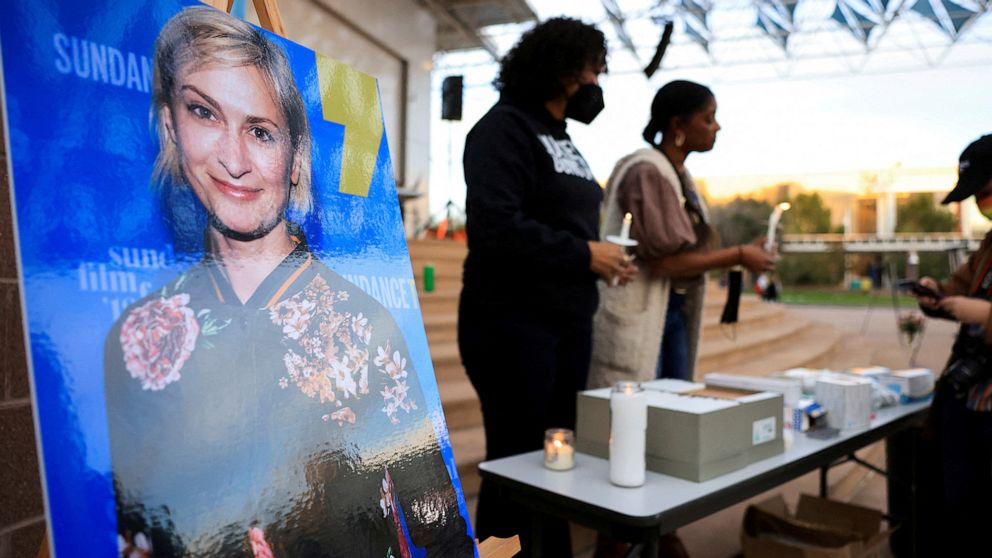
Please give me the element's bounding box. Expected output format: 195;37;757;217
0;1;476;556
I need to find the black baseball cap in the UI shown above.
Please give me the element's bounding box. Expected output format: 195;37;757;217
942;134;992;204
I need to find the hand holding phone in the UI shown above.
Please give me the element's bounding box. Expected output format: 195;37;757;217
898;280;943;301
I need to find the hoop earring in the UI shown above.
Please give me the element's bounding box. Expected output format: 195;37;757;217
675;131;686;148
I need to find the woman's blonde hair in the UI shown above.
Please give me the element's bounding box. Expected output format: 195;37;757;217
151;6;312;214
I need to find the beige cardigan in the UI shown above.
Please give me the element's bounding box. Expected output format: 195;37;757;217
587;148;706;388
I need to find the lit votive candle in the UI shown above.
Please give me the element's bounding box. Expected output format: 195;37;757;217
543;428;575;471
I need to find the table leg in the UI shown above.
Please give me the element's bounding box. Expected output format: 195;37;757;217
641;534;659;558
530;514;543;558
819;464;829;497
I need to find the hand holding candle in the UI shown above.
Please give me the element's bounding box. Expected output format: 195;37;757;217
606;212;638;249
765;202;790;253
604;212;639;287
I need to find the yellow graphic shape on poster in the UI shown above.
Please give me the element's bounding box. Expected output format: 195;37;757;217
316;53;384;198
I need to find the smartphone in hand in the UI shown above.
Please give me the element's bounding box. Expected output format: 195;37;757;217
898;280;944;301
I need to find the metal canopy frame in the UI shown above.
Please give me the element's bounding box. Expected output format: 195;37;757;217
422;0;537;58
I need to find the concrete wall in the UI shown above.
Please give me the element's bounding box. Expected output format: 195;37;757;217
0;102;45;557
243;0;437;235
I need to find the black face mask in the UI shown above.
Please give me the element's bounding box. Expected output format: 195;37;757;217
565;83;604;124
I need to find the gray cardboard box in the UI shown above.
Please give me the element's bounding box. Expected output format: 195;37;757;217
575;386;784;482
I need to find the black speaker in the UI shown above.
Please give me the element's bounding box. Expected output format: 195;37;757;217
441;75;463;121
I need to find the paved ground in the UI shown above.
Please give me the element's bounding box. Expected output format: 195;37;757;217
792;303;957;372
572;304;956;558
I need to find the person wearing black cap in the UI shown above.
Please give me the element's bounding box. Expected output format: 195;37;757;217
910;134;992;555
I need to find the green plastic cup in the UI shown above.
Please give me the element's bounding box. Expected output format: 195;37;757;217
423;264;435;293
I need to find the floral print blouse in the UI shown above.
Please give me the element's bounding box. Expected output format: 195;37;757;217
104;235;473;557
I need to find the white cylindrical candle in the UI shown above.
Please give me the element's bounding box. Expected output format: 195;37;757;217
619;212;633;241
609;381;647;487
765;202;790;252
544;428;575;471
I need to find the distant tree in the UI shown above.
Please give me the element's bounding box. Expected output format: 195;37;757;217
783;192;833;234
777;250;846;286
896;193;956;233
779;192;844;285
709;197;772;247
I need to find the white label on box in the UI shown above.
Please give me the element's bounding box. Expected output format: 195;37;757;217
753;416;777;445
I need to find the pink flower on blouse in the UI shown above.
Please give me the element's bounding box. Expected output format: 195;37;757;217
119;294;200;390
248;527;275;558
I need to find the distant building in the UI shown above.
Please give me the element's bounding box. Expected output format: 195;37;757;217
704;165;990;236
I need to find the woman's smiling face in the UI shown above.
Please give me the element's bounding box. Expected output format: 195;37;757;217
165;63;300;240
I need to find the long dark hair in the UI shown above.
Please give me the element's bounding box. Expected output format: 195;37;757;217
495;17;607;106
642;80;714;147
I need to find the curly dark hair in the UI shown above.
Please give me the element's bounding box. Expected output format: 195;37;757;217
495;17;607;105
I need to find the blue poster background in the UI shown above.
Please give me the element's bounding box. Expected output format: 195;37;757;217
0;1;472;555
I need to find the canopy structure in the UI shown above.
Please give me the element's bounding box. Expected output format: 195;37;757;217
435;0;992;80
628;0;991;74
421;0;538;57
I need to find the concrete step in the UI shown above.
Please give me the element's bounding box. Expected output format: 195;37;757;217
701;301;786;338
410;259;464;278
416;288;460;315
696;314;813;374
424;312;458;345
702;292;762;313
431;341;467;383
449;425;486;499
411;263;464;293
407;239;468;262
438;377;482;431
706;321;844;375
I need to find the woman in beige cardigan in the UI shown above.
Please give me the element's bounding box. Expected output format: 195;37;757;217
589;81;775;388
588;78;776;558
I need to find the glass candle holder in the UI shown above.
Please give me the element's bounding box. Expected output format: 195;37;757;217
543;428;575;471
609;381;647;487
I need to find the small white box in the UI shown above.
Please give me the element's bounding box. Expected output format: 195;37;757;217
641;379;706;393
815;377;872;431
847;366;891;379
778;368;828;394
704;373;803;408
880;368;935;402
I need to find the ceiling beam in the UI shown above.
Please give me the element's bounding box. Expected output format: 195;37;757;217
421;0;500;59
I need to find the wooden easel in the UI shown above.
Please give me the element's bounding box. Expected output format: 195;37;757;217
202;0;286;36
37;1;519;555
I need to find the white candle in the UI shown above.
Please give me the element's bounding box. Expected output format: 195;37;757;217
619;212;633;241
609;381;647;487
765;202;790;252
544;429;575;471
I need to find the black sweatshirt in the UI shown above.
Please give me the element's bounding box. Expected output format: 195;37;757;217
461;98;603;320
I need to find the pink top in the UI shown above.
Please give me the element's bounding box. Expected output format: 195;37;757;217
615;162;712;287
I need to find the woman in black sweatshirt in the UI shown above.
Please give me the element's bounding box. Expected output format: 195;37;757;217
458;17;635;557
